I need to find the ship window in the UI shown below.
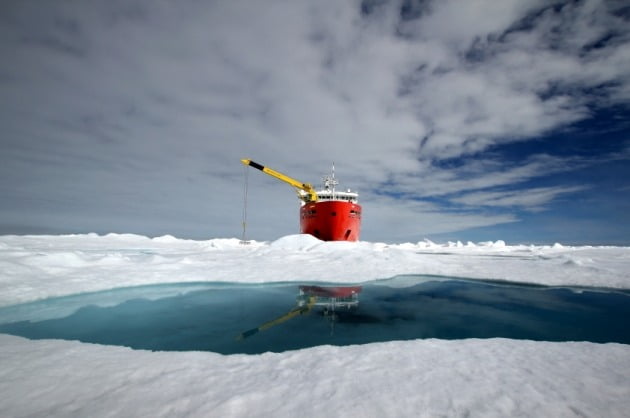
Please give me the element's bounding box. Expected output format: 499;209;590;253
331;212;336;216
344;229;351;239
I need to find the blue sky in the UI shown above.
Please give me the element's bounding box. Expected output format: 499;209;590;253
1;0;629;244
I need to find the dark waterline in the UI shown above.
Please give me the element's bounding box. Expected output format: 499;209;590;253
0;277;629;354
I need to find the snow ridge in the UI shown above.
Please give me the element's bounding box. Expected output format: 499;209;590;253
0;234;629;307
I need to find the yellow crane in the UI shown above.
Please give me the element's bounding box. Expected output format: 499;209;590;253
236;296;317;340
241;159;318;203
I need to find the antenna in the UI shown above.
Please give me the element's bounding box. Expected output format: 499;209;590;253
331;162;336;198
322;162;339;196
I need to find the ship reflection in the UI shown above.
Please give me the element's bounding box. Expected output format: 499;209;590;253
237;285;362;340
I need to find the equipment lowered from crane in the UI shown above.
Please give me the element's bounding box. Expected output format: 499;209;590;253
241;159;362;241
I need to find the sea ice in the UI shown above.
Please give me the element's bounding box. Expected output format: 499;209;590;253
0;233;629;417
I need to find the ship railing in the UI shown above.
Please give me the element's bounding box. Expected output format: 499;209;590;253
296;294;359;309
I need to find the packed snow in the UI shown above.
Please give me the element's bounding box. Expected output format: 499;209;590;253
1;233;628;307
1;234;629;417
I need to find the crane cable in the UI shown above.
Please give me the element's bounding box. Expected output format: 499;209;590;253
240;163;249;244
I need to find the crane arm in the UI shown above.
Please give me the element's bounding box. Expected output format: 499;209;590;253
236;296;316;340
241;159;318;203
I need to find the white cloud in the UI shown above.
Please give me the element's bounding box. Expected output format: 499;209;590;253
450;185;588;212
396;0;630;161
400;0;547;48
0;0;628;240
385;153;575;198
361;192;518;241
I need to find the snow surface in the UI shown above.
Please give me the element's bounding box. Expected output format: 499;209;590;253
1;234;629;417
1;233;629;307
2;335;629;418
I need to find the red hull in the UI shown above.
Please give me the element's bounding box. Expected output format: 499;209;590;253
300;200;362;241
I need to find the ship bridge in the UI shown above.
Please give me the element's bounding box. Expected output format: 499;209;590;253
315;190;358;203
312;168;358;203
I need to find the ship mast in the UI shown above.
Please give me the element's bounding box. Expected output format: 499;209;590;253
323;163;338;200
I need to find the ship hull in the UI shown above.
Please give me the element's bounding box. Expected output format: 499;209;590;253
300;200;362;241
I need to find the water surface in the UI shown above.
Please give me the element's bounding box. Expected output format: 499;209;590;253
0;276;628;354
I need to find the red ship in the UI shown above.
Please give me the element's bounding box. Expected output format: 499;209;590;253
241;159;362;241
236;285;362;340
